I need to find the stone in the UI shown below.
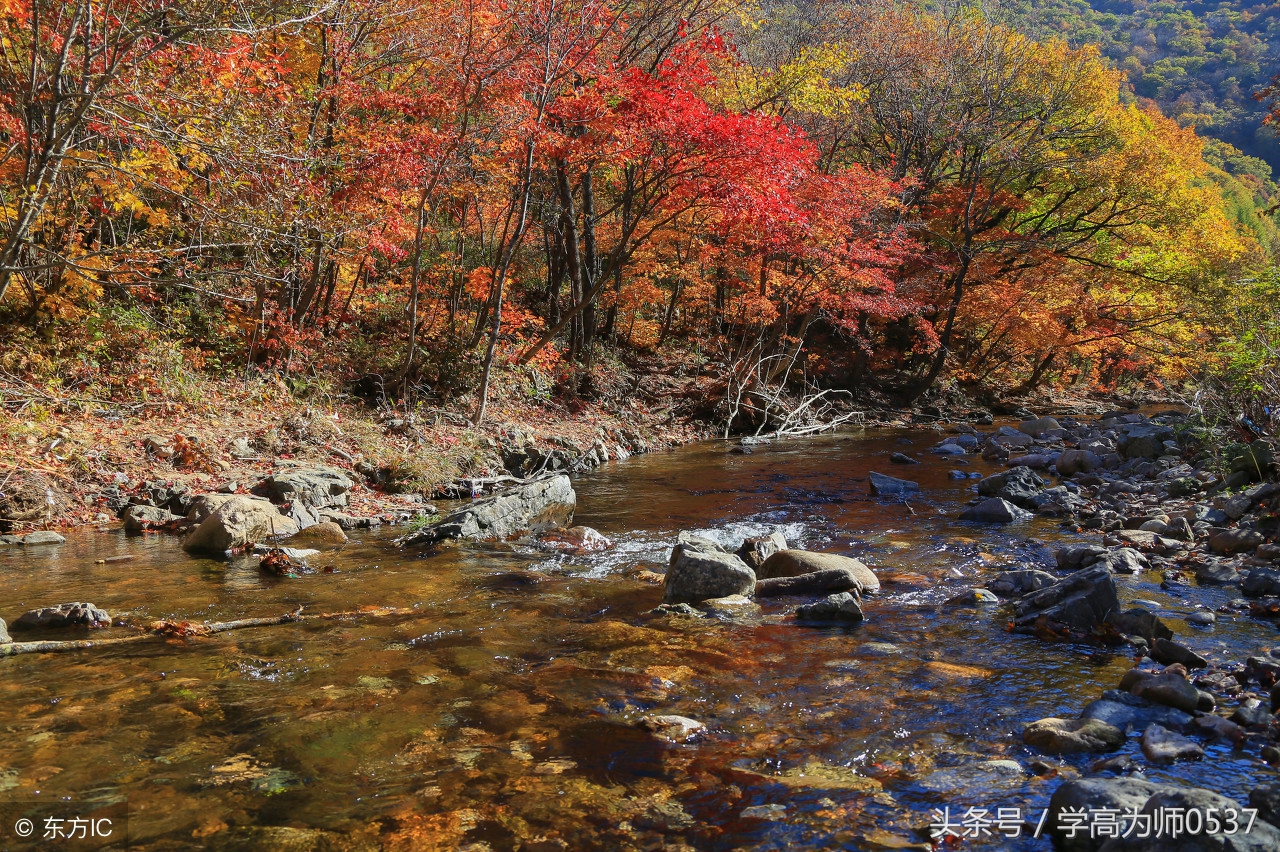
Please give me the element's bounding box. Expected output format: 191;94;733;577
1118;668;1203;714
869;471;919;496
1095;787;1280;852
1231;698;1271;728
1250;783;1280;829
699;594;761;620
943;588;1000;606
1108;608;1173;643
255;466;353;510
889;452;919;465
1022;717;1125;754
1056;543;1109;571
12;602;110;630
1056;449;1101;476
284;521;349;548
1187;611;1216;626
1099;547;1146;575
917;760;1026;794
1013;564;1119;635
1018;416;1062;435
0;617;8;643
977;466;1045;509
736;531;787;570
757;550;880;593
795;591;864;624
1150;638;1208;669
1195;562;1241;585
930;442;967;455
959;497;1032;523
227;437;256;459
400;475;576;544
20;531;65;545
122;504;180;534
1242;567;1280;598
182;495;299;553
1209;528;1264;555
987;569;1058;597
317;510;378;530
663;536;755;604
754;568;862;597
639;715;705;742
1047;778;1171;852
740;804;787;821
1080;692;1193;734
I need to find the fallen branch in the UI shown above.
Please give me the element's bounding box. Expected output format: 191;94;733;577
0;605;415;658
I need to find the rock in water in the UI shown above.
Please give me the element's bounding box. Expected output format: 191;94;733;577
1056;449;1100;476
736;531;788;569
868;471;919;496
1140;723;1203;763
1118;668;1205;714
988;569;1058;597
0;617;9;643
1047;778;1170;852
122;504;180;534
958;497;1032;523
285;521;349;548
399;475;576;544
977;466;1045;508
1098;787;1280;851
889;452;919;465
795;591;864;624
254;466;353;510
639;715;705;742
183;495;299;553
755;568;862;597
21;531;65;545
1012;564;1118;636
757;550;880;593
1018;416;1061;435
1023;717;1125;754
663;534;755;604
12;602;111;630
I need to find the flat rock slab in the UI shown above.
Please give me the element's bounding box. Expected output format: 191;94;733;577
1140;723;1203;763
1023;717;1124;754
869;471;919;496
13;602;111;630
400;475;576;544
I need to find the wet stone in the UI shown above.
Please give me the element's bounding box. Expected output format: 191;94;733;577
12;602;111;630
1022;717;1125;754
795;591;864;624
1140;723;1203;764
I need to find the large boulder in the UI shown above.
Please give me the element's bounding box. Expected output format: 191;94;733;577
1118;424;1175;460
255;465;353;510
183;495;299;553
1209;528;1264;555
959;497;1032;523
1243;567;1280;597
977;466;1045;509
1056;544;1108;571
663;534;755;604
400;475;576;544
757;550;880;593
1097;786;1280;851
868;471;919;496
1023;717;1124;754
12;602;111;630
1047;778;1171;852
1012;564;1118;636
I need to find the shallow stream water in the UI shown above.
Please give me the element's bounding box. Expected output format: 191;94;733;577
0;429;1273;850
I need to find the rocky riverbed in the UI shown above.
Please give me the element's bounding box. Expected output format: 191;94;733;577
1;411;1278;849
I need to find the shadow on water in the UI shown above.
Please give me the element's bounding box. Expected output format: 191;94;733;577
0;428;1275;849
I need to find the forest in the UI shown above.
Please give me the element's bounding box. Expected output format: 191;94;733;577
1;0;1278;439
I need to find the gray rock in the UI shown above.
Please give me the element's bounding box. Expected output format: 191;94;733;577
1099;547;1147;574
183;495;299;553
959;497;1032;524
1209;528;1264;555
1080;692;1193;734
1019;416;1062;435
21;531;65;545
255;466;353;510
930;442;967;455
1107;608;1173;642
918;760;1026;794
889;452;919;464
1231;698;1271;728
754;568;862;597
122;504;180;534
1150;638;1207;669
1242;568;1280;597
1195;562;1241;585
795;591;864;624
1056;544;1109;571
663;536;756;604
1023;717;1125;754
988;569;1058;597
1097;787;1280;851
227;437;256;459
1056;449;1101;476
0;617;9;643
639;714;705;742
1047;778;1171;852
12;602;110;630
869;471;919;496
400;475;576;544
1187;611;1217;626
943;588;1000;606
1013;564;1119;635
736;531;787;570
1249;782;1280;829
977;466;1045;509
757;550;880;592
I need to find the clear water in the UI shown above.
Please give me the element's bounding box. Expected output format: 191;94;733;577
0;429;1273;850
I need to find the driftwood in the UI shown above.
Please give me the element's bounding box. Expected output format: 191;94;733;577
754;568;860;597
0;605;414;658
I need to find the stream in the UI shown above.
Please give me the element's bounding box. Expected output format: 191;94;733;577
0;428;1272;850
